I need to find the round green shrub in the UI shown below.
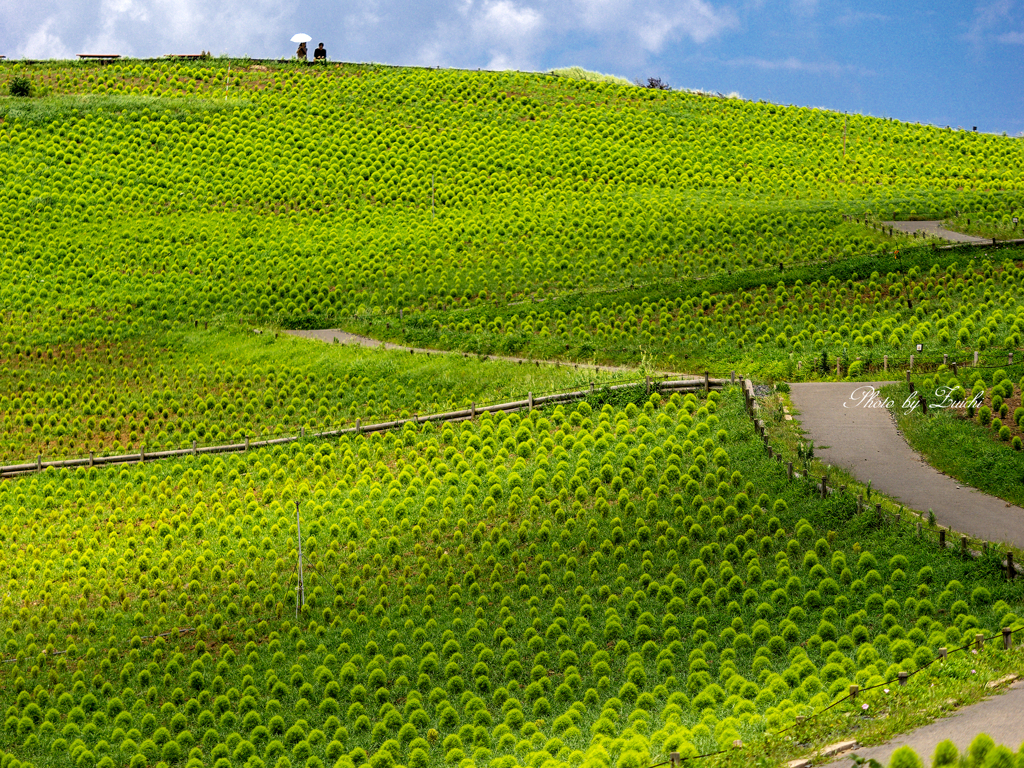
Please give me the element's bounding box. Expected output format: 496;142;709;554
8;76;31;97
887;745;923;768
931;739;959;767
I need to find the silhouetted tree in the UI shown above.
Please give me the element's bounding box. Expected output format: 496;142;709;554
635;77;671;90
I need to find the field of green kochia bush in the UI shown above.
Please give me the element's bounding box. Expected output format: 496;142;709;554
0;327;626;465
3;390;1022;768
865;735;1024;768
2;59;1024;365
346;249;1024;375
4;57;1024;768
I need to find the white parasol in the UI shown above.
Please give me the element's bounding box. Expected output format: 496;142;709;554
290;33;312;43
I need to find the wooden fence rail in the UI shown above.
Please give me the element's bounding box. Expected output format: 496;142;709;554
0;376;729;479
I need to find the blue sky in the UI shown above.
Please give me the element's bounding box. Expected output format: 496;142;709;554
2;0;1022;135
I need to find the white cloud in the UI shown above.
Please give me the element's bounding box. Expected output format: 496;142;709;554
996;29;1024;43
789;0;817;17
1;0;299;59
574;0;736;51
574;0;635;31
0;0;738;69
966;0;1014;43
725;55;875;77
834;10;889;26
637;0;738;51
403;0;544;70
473;0;543;69
14;18;74;59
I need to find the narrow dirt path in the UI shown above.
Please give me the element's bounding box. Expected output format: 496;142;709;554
820;680;1024;767
882;220;991;244
285;328;680;376
789;382;1024;548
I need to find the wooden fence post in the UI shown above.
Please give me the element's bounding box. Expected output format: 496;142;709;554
939;529;946;549
295;500;305;616
787;461;793;481
1003;628;1013;650
1008;551;1015;580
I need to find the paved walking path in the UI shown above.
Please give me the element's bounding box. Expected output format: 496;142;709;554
286;328;648;375
882;219;991;244
820;680;1024;767
788;382;1024;549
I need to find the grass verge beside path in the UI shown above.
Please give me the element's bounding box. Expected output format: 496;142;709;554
882;382;1024;510
319;242;1022;377
0;325;633;464
703;389;1024;764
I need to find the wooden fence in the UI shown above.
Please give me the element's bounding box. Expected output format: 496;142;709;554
0;374;732;479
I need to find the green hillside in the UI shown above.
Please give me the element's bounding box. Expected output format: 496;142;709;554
2;59;1024;768
2;60;1023;351
3;387;1021;768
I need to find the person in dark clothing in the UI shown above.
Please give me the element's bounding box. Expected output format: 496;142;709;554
296;42;308;60
314;43;327;62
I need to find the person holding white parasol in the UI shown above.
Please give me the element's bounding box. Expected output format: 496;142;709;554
291;33;311;61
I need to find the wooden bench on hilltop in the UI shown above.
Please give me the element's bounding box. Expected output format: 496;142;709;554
77;54;121;65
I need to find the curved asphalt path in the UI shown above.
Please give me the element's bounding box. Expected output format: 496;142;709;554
820;680;1024;767
789;382;1024;549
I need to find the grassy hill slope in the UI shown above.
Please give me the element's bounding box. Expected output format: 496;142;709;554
2;60;1024;768
2;389;1022;768
2;60;1023;345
